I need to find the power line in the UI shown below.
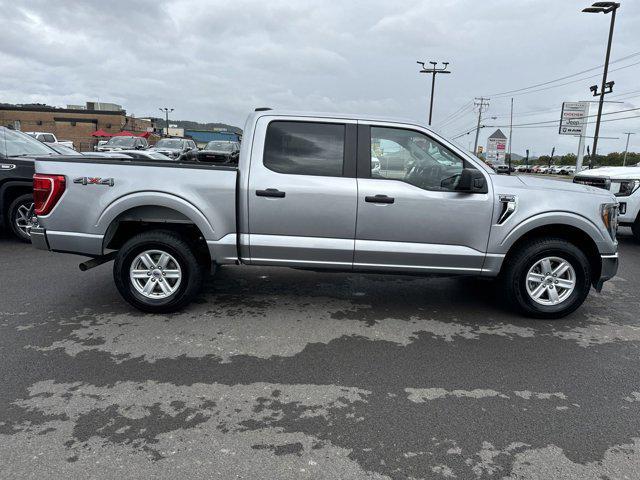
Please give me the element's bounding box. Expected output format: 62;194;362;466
491;60;640;99
438;101;474;128
485;50;640;97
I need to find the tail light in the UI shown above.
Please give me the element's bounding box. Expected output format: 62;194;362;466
33;174;66;216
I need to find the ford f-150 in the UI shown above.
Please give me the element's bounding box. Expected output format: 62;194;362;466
30;110;619;318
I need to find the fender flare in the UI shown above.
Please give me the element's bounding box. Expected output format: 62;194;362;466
498;211;610;254
96;191;216;244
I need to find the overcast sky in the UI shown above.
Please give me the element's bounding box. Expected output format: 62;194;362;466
1;0;639;156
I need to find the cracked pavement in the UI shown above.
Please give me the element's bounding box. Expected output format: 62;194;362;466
1;230;640;479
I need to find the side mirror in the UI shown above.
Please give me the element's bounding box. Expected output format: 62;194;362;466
455;168;488;193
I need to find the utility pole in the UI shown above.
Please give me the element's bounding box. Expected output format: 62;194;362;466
623;132;635;166
417;61;451;125
508;98;514;173
582;2;620;164
159;107;174;137
473;97;490;156
548;147;555;168
525;149;530;170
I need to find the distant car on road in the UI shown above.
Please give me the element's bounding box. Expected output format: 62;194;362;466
148;138;198;159
97;136;148;152
495;165;510;174
25;131;74;149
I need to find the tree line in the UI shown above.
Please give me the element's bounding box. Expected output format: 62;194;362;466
502;152;640;167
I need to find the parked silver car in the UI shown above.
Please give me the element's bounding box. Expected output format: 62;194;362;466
31;110;618;318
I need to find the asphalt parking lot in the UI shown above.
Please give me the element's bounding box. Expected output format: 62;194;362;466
1;231;640;479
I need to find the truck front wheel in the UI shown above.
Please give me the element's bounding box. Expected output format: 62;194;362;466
502;238;591;319
7;194;34;242
113;230;204;313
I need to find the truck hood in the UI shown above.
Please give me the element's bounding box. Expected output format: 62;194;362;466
574;166;640;179
515;175;613;197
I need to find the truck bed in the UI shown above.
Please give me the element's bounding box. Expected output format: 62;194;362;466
32;156;239;261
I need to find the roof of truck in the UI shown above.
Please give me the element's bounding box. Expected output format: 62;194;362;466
250;109;437;133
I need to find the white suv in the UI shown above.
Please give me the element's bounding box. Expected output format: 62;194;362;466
574;166;640;240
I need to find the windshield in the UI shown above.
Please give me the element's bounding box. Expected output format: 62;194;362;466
205;141;233;151
106;137;137;147
49;144;79;155
155;139;184;149
0;127;57;157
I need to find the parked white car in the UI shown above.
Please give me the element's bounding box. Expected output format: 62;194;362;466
574;166;640;240
25;131;74;149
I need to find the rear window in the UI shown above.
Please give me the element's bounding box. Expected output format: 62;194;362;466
263;121;344;176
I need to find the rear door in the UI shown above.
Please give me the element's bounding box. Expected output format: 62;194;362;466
247;117;357;268
354;123;493;273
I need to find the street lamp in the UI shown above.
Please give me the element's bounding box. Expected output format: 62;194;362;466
582;1;620;166
159;107;174;137
417;61;451;125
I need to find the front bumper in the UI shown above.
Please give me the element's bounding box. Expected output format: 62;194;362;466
594;253;619;291
30;226;49;251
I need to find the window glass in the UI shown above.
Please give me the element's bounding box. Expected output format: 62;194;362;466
43;134;55;143
264;121;344;176
370;127;468;191
0;128;57;157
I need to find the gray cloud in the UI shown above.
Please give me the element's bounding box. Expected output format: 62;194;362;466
1;0;639;155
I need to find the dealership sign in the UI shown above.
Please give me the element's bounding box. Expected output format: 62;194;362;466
486;129;507;165
559;102;589;136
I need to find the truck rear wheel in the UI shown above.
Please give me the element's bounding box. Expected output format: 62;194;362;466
502;238;591;319
113;230;204;313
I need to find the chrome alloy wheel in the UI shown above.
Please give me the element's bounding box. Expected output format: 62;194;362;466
525;256;576;306
130;250;182;299
15;202;34;237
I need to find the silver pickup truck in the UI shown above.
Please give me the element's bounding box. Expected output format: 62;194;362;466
31;109;619;318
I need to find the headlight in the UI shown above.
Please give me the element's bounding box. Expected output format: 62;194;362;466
615;179;640;197
600;203;619;241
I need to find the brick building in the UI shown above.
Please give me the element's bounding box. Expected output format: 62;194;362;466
0;103;159;151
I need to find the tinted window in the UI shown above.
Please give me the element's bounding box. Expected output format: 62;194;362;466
264;121;344;176
43;134;56;143
370;127;468;191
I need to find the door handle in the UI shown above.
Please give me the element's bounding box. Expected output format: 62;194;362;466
365;194;394;204
256;188;286;198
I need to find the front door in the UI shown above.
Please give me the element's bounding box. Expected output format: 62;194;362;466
354;124;493;273
247;118;358;268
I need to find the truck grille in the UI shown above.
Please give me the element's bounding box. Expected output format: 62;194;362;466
573;176;610;190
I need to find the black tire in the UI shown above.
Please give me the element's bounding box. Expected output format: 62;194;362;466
632;217;640;243
113;230;204;313
502;238;592;319
7;194;34;242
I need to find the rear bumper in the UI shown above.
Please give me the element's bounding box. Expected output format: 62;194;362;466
29;225;103;256
594;253;619;291
30;226;49;251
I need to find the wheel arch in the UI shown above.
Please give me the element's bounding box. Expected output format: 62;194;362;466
99;194;214;267
501;223;602;283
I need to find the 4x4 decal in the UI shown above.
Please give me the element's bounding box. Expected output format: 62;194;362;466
73;177;114;186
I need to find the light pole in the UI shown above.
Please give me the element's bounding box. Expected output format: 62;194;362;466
582;1;620;165
623;132;635;166
417;61;451;125
159;107;174;137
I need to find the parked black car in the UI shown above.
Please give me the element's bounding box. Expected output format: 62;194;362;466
190;140;240;164
0;127;60;241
